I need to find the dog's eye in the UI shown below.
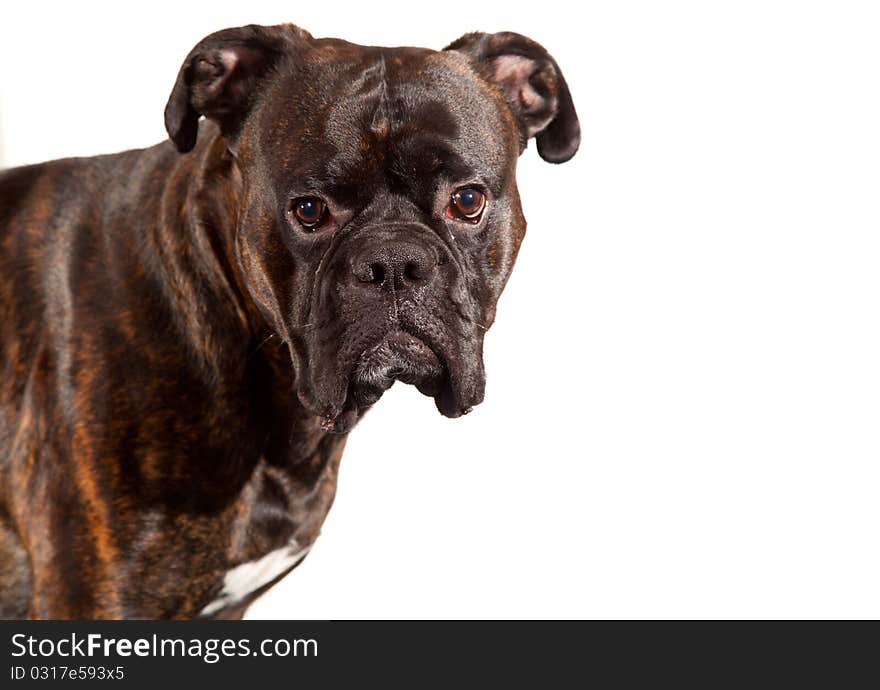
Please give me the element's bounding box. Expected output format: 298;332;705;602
290;197;328;230
449;188;487;222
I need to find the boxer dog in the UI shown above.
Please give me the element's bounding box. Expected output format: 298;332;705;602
0;24;579;619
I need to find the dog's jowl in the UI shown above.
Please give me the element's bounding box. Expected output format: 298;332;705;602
0;24;579;619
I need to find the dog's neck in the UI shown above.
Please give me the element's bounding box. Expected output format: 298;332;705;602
139;128;341;487
149;130;261;374
114;132;349;614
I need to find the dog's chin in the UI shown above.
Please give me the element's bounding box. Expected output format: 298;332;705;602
311;330;473;434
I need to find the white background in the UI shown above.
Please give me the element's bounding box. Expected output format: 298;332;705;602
1;1;878;619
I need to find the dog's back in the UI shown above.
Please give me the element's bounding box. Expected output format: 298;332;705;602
0;160;69;618
0;156;121;618
0;147;202;618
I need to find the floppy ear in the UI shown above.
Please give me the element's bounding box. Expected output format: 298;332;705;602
444;31;580;163
164;23;310;153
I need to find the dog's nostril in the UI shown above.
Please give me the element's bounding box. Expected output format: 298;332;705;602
368;263;386;285
404;261;425;282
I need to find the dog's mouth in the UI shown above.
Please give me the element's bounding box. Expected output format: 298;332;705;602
316;329;469;434
351;330;444;403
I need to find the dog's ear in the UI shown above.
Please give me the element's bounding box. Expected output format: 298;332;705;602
164;24;310;153
445;31;580;163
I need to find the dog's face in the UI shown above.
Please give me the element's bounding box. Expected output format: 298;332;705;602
165;25;579;432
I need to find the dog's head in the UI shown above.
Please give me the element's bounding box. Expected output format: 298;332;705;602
165;24;579;432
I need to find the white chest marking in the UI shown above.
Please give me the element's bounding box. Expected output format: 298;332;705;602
200;540;310;617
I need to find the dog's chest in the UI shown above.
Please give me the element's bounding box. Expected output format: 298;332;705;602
199;539;310;617
196;441;345;618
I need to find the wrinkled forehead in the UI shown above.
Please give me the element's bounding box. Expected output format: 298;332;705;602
252;41;517;199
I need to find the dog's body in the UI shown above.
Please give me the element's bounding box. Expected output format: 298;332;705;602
0;24;578;619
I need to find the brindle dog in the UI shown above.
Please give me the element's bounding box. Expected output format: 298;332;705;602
0;24;579;619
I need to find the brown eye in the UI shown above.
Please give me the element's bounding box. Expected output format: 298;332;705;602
290;197;327;230
450;187;487;222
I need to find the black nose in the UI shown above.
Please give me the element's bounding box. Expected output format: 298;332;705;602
351;241;438;292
